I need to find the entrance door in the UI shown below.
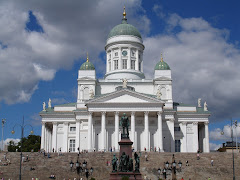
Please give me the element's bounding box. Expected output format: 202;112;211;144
175;140;181;152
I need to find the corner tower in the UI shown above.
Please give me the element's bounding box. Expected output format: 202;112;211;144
104;7;145;80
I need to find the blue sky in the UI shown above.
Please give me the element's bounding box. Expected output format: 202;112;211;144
0;0;240;150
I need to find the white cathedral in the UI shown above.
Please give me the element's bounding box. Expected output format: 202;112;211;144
40;9;210;153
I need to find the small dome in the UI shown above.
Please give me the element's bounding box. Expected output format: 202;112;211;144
80;61;95;70
155;55;170;70
80;54;95;70
108;19;142;39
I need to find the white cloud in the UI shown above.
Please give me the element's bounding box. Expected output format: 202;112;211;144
210;125;240;141
210;143;222;151
0;0;150;104
143;13;240;121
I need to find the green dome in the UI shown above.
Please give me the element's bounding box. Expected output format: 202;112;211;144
80;61;95;70
108;19;142;39
155;61;170;70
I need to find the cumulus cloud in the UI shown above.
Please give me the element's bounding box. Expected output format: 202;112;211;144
0;0;150;104
143;13;240;121
210;143;222;151
210;125;240;141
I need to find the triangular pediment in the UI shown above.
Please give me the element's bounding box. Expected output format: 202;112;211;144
86;89;164;104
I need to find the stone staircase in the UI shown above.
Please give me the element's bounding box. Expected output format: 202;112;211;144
0;152;239;180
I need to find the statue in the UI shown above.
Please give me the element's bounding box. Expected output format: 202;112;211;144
43;102;46;111
156;89;162;99
198;98;201;107
120;113;129;138
119;152;128;172
204;101;208;111
122;78;128;88
128;157;133;171
48;98;51;108
89;89;94;98
112;154;118;172
134;152;140;172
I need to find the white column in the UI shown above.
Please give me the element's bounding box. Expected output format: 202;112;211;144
52;122;57;152
45;127;48;152
63;122;69;152
101;112;106;150
179;122;187;152
88;113;93;151
136;50;139;71
168;119;175;152
144;111;149;151
119;48;122;69
192;122;199;152
127;48;131;69
76;120;80;152
41;122;45;150
114;111;119;151
157;112;163;152
204;122;210;153
131;112;136;150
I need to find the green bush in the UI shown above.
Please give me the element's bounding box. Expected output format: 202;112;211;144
90;178;95;180
121;176;129;180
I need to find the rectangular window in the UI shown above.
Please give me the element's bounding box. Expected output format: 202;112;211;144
70;127;76;132
131;60;135;70
114;60;118;70
174;127;181;131
139;62;141;71
69;139;76;152
122;59;127;69
175;140;181;152
132;51;135;57
115;52;118;57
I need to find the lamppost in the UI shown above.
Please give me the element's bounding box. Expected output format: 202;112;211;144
221;118;235;180
1;118;6;151
11;117;34;180
164;155;182;180
234;120;238;153
70;160;74;172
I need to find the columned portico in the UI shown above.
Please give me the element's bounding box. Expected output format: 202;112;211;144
52;122;57;152
144;111;149;151
76;120;80;151
157;112;163;152
204;122;210;152
88;112;93;151
168;119;175;152
101;111;106;150
114;111;119;151
131;112;136;150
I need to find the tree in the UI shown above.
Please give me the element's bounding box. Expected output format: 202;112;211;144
8;135;41;152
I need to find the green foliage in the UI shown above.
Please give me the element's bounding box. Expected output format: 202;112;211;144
121;176;129;180
8;135;41;152
90;178;96;180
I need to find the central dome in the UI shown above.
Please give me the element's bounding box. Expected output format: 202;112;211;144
108;19;142;39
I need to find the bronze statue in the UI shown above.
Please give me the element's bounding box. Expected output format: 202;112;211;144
134;152;140;172
112;154;118;172
120;113;129;138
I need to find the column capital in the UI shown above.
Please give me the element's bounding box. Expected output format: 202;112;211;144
157;111;162;116
144;111;149;115
63;122;69;125
114;111;119;115
193;122;198;125
180;122;187;125
204;122;209;125
169;118;175;122
88;112;93;115
41;122;46;125
101;111;106;115
52;122;58;125
131;111;135;116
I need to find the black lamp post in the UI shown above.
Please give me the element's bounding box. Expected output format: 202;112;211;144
178;161;182;172
11;116;34;180
163;168;167;180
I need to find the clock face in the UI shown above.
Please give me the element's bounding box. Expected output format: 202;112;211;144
122;50;127;56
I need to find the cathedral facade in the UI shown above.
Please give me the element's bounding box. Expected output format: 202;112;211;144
40;10;210;153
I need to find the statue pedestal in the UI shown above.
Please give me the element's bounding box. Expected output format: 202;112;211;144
109;138;143;180
119;138;133;158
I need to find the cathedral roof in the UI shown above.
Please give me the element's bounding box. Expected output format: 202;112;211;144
155;54;171;70
80;53;95;70
107;7;142;39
